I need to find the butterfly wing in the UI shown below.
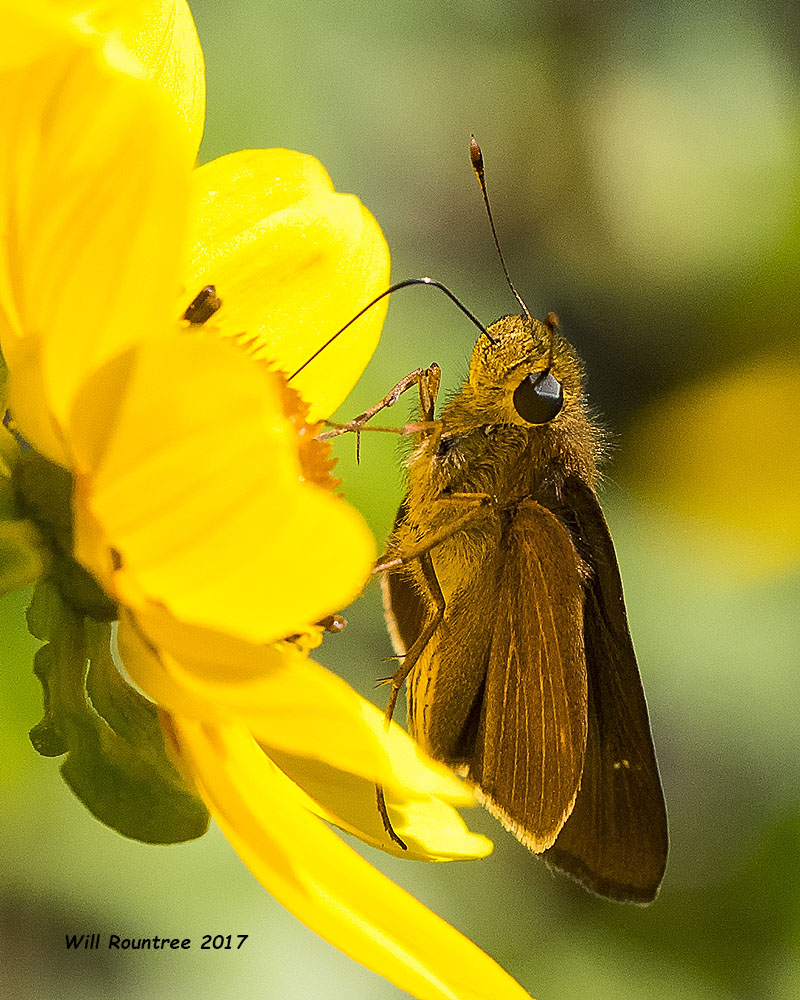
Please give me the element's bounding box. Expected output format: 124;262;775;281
382;498;494;760
467;498;588;851
543;475;669;902
382;481;667;900
382;504;426;657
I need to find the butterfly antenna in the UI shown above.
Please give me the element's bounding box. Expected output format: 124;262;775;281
470;135;532;326
288;277;496;382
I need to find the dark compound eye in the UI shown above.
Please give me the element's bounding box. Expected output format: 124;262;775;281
512;370;564;424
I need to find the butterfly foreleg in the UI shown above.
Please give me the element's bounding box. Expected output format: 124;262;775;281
320;364;442;460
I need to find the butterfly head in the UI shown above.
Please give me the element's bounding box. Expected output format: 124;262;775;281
469;314;585;428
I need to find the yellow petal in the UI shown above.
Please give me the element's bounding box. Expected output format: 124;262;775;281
67;0;206;154
268;745;493;862
172;717;534;1000
0;1;68;70
70;335;375;643
185;149;390;418
121;615;490;860
116;611;474;806
0;6;191;463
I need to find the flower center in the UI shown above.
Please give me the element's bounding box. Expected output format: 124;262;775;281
181;284;341;492
277;380;341;492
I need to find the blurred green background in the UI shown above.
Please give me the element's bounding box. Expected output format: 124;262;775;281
2;0;799;997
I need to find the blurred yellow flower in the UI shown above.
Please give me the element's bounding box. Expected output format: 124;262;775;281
626;351;800;582
0;3;535;998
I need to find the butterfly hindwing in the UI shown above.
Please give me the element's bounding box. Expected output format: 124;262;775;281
542;475;669;902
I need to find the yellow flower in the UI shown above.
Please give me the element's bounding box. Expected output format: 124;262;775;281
0;3;535;998
626;351;800;582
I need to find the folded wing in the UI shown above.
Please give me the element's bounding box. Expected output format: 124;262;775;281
468;499;588;852
542;475;669;903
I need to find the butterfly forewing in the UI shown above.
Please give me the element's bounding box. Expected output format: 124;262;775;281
469;499;588;850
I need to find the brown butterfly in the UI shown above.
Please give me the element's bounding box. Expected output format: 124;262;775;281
372;140;668;903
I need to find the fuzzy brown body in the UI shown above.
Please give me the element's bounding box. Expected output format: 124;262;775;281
382;315;668;903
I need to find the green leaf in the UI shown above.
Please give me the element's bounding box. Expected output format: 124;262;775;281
85;622;166;752
49;555;118;621
27;584;209;844
12;450;117;620
0;429;48;599
12;449;73;550
0;472;16;521
85;621;206;800
26;579;62;641
0;520;49;596
28;643;69;757
0;422;22;512
60;719;211;845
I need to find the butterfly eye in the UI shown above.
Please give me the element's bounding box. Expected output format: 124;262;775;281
513;370;564;424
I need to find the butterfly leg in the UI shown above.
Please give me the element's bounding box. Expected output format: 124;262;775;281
376;550;445;849
375;493;494;573
320;364;442;459
348;363;441;426
382;553;444;728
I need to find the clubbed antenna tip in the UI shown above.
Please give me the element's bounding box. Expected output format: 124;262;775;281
469;134;532;326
